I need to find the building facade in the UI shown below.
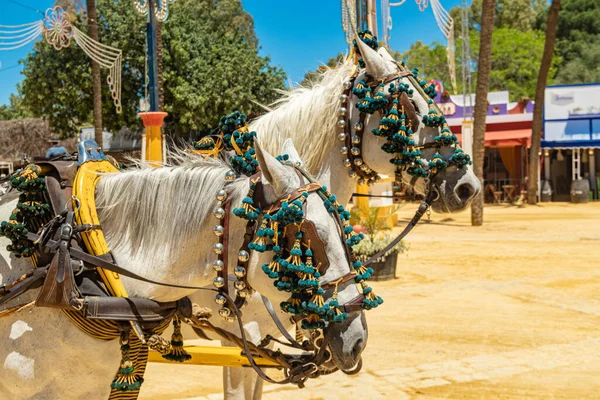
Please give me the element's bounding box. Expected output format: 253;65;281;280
541;83;600;201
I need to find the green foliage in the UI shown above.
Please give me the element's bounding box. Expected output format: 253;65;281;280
18;0;286;137
350;205;399;240
475;27;559;100
300;53;346;86
160;0;286;135
552;0;600;84
349;206;406;257
392;41;453;93
0;90;32;121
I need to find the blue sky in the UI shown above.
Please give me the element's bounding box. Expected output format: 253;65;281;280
0;0;462;105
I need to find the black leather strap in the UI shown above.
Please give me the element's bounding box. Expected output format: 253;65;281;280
363;196;432;267
260;294;305;350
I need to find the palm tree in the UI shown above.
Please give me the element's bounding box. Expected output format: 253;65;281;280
528;0;561;204
471;0;496;226
86;0;103;146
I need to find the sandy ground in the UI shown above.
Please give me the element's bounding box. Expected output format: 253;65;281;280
141;202;600;399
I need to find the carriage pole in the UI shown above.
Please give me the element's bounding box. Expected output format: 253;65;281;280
139;0;167;166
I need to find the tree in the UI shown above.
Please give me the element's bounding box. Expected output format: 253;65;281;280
0;91;32;121
394;41;453;91
473;27;559;100
18;0;286;138
528;0;561;204
300;54;345;86
552;0;600;84
86;0;104;145
471;0;496;226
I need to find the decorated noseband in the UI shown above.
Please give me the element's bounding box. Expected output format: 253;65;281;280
336;30;472;186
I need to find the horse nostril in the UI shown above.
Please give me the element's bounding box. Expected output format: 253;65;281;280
352;339;364;358
456;183;475;203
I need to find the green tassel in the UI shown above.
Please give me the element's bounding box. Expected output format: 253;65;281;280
162;317;192;362
111;333;144;391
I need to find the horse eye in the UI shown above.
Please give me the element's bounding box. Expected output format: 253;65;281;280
410;100;421;116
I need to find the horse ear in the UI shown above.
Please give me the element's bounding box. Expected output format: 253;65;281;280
280;139;303;166
355;35;395;78
254;139;293;197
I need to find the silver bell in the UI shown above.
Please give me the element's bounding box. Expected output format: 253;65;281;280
213;225;224;237
213;276;225;288
216;189;226;201
352;135;361;144
343;159;351;168
234;266;246;277
343;80;352;89
338;133;346;141
351;147;360;156
234;280;246;290
215;294;227;305
348;170;357;178
237;250;249;262
226;315;236;322
340;94;348;102
338;107;347;116
340;147;348;155
214;207;225;219
225;170;236;181
213;243;224;254
354;158;363;166
213;259;224;272
354;122;363;132
337;119;346;128
237;288;249;298
219;307;231;318
358;178;365;185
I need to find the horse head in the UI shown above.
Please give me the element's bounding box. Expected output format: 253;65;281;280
250;139;369;371
348;37;481;213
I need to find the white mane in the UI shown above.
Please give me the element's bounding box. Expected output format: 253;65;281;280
250;62;354;175
95;155;247;261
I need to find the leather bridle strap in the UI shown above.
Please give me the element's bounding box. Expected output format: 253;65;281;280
260;295;307;350
362;187;434;267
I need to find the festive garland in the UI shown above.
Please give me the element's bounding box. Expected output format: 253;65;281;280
0;165;51;258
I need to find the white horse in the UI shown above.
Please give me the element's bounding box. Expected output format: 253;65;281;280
195;41;482;399
0;141;367;399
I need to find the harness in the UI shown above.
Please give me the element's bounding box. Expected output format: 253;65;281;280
0;142;381;392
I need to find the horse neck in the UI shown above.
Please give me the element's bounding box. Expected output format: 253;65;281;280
96;166;251;302
248;64;359;205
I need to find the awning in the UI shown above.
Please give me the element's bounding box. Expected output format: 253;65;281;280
456;129;531;148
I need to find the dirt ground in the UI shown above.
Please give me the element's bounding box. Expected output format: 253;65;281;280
141;202;600;399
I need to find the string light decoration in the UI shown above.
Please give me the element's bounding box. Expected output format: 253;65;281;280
0;6;123;113
133;0;176;22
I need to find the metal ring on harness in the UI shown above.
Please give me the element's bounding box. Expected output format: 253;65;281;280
70;195;81;213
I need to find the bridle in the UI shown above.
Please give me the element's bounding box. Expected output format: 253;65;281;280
204;158;384;383
336;56;470;187
211;161;377;319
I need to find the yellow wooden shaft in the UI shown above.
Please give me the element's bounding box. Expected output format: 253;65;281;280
73;160;128;297
355;182;369;212
147;346;281;368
